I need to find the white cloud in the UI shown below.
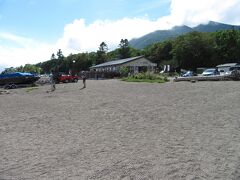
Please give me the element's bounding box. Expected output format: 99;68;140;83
55;0;240;53
0;33;56;68
56;18;173;53
169;0;240;26
0;32;36;48
1;0;240;70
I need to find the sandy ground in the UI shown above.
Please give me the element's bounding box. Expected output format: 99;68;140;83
0;79;240;180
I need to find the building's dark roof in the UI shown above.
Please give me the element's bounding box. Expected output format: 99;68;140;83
91;56;144;68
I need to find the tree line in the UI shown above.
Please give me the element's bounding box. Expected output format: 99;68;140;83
144;29;240;71
2;29;240;74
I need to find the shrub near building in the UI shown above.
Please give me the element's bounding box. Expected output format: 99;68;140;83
122;72;169;83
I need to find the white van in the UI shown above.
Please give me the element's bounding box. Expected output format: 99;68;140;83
216;63;239;75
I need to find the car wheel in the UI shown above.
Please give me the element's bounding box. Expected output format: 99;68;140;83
4;84;11;89
11;84;17;89
73;78;78;83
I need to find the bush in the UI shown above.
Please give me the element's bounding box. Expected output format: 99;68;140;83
119;67;130;77
122;72;169;83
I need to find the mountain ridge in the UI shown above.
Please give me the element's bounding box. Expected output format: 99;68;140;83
129;21;240;49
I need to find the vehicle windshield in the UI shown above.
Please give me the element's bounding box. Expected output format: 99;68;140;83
204;69;215;72
229;66;240;71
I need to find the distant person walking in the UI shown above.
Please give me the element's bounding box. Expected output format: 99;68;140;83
48;74;55;92
82;72;87;88
48;70;57;92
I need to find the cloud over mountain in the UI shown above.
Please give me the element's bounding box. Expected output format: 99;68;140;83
1;0;240;69
169;0;240;26
57;0;240;53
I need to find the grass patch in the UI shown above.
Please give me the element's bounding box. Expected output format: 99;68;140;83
121;72;169;83
122;78;166;83
25;87;39;92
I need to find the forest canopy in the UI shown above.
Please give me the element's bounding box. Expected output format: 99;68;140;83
2;29;240;74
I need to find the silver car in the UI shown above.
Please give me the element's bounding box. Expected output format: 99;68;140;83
202;68;220;76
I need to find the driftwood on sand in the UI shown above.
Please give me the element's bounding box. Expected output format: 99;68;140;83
174;72;240;82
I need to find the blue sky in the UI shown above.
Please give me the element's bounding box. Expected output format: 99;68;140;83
0;0;170;43
0;0;240;71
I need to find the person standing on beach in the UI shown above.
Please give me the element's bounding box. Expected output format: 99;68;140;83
48;70;56;92
47;74;56;92
82;72;87;88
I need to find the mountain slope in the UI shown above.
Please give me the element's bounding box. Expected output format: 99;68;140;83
129;21;240;49
193;21;240;32
130;25;193;49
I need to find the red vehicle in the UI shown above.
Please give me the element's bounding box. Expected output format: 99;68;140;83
58;73;79;83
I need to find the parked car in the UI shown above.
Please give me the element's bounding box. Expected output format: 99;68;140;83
216;63;238;75
227;65;240;80
231;68;240;80
202;68;220;76
228;65;240;74
58;73;79;83
181;71;197;77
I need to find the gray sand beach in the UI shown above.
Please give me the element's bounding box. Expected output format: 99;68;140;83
1;80;240;179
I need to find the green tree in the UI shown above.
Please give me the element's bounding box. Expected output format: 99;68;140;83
51;53;56;60
118;39;130;59
144;41;172;66
74;53;93;72
3;64;41;74
22;64;41;74
16;65;24;72
1;67;17;74
52;49;64;72
56;49;64;61
214;29;240;64
96;42;108;64
37;60;54;74
129;47;143;57
172;32;215;70
99;42;108;52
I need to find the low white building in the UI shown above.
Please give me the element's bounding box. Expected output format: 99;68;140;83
90;56;157;74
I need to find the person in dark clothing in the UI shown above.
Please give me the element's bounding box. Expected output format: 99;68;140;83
82;72;87;88
50;74;56;91
47;70;56;92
